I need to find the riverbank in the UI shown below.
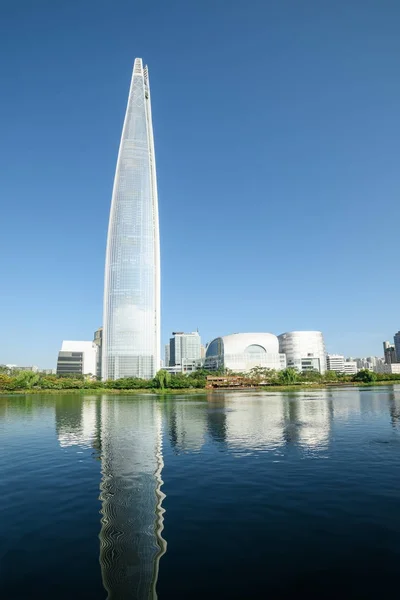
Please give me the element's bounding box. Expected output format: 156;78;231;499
1;380;399;396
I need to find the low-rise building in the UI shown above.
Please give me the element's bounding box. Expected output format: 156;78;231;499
164;359;203;375
56;341;98;376
326;354;345;372
375;363;400;375
343;361;358;375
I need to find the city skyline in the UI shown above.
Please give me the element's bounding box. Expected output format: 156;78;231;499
1;1;400;367
102;59;160;380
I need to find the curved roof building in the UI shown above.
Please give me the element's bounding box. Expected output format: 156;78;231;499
278;331;326;373
205;333;286;372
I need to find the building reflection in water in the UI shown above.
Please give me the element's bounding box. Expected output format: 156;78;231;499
388;388;400;429
162;397;208;453
55;395;99;449
206;394;227;445
98;398;166;600
216;390;333;452
160;391;334;455
52;386;392;597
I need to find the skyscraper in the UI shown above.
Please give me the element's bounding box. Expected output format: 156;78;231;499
103;59;160;380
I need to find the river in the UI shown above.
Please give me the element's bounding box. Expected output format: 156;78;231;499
1;387;400;599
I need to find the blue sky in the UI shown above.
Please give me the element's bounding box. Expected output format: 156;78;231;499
1;0;399;367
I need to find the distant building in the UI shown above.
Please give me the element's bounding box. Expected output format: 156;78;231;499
326;354;345;372
205;333;286;372
164;344;170;368
375;363;400;375
93;327;103;379
343;361;358;375
355;356;384;371
394;332;400;363
13;365;39;373
164;360;203;375
278;331;326;373
384;340;397;364
56;341;98;376
169;331;202;368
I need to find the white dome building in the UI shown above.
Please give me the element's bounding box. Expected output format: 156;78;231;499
278;331;326;373
205;333;286;373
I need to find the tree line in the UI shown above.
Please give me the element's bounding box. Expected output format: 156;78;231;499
1;365;400;392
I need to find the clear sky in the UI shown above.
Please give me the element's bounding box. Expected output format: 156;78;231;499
1;0;399;368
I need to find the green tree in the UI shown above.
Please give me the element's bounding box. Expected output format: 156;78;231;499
14;371;41;389
301;369;322;382
323;370;339;382
154;369;171;390
169;373;192;389
0;374;12;389
278;367;299;385
352;369;377;383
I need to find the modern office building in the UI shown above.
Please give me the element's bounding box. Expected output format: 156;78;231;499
56;341;98;376
278;331;326;373
326;354;345;372
205;333;286;372
169;331;202;367
93;327;103;379
103;58;160;380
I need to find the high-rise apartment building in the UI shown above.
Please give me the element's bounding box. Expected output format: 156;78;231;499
103;59;160;380
169;332;202;367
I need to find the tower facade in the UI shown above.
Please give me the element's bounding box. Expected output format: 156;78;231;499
103;59;160;380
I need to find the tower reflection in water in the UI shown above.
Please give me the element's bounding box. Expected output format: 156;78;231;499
99;398;166;600
55;396;167;599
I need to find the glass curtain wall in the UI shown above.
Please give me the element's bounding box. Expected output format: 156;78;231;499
103;59;160;380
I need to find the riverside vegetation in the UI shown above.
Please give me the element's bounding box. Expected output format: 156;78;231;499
1;365;400;393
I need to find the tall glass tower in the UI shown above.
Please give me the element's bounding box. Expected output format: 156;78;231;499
103;59;160;380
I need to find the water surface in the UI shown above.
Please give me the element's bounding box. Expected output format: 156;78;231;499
1;387;400;599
